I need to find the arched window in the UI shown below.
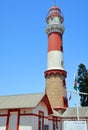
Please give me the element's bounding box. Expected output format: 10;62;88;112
38;111;44;130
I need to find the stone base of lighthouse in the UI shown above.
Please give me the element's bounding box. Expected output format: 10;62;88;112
45;70;68;110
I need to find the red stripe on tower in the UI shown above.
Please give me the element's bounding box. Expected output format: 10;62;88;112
48;32;63;52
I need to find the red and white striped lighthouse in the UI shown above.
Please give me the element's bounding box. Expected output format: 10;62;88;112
45;5;68;110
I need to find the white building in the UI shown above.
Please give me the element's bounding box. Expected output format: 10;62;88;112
0;93;55;130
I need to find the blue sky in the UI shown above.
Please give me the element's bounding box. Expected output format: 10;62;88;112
0;0;88;107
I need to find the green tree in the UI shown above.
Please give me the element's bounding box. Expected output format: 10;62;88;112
77;63;88;106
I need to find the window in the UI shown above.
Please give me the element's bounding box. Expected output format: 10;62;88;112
61;60;63;67
63;79;66;86
51;17;53;20
53;123;56;130
53;119;56;130
44;125;49;130
53;117;58;130
63;97;68;107
39;118;42;130
38;111;44;130
61;45;63;51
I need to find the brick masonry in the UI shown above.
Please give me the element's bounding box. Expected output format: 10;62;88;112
45;74;67;108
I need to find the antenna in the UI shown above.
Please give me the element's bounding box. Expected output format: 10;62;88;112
54;0;56;5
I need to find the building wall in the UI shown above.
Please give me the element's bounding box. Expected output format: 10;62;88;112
0;110;8;130
63;118;88;130
33;101;52;129
0;116;7;130
0;101;53;130
8;112;18;130
19;116;32;130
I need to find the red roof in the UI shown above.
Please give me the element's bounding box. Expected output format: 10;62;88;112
49;5;61;12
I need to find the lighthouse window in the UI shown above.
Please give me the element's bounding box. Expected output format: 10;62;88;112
63;97;68;107
61;61;63;67
51;17;53;21
63;80;66;86
49;9;60;15
61;46;63;51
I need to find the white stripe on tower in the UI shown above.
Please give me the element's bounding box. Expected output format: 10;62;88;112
47;51;64;70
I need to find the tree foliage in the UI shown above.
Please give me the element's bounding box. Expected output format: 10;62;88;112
77;63;88;106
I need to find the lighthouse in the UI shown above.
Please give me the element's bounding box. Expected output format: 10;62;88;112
45;5;68;110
